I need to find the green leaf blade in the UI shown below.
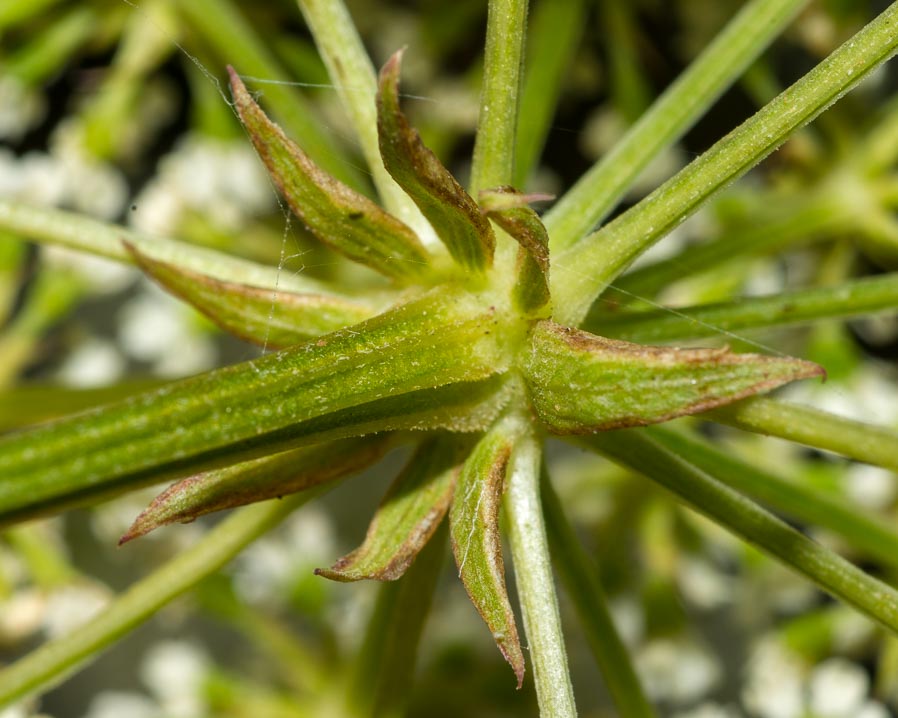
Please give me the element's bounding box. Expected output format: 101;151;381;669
377;51;495;272
229;67;432;281
449;422;525;687
524;320;823;433
127;243;377;347
316;436;463;582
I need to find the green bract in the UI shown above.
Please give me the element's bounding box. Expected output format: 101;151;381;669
2;2;898;716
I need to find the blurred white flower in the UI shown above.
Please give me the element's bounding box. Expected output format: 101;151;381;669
83;691;157;718
806;658;868;718
49;121;129;220
677;556;734;610
233;535;297;605
0;589;47;643
0;150;67;206
117;282;217;378
57;337;126;389
233;505;337;606
843;464;896;510
742;639;804;718
42;583;111;639
636;638;721;704
0;76;46;142
141;640;209;718
609;595;644;648
783;364;898;426
674;702;743;718
43;245;137;295
130;135;274;236
856;701;891;718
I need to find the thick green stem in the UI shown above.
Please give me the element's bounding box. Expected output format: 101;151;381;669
542;474;656;718
0;200;334;295
580;431;898;636
649;426;898;567
551;3;898;325
544;0;808;251
348;522;446;718
589;273;898;343
295;0;430;237
469;0;529;197
711;397;898;473
0;494;308;705
505;426;576;718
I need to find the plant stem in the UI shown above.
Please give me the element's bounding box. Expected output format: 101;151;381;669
0;494;309;705
348;522;446;718
711;397;898;473
295;0;430;238
544;0;808;252
611;191;852;301
469;0;529;197
649;426;898;567
580;431;898;636
177;0;364;189
0;200;335;295
589;273;898;343
552;2;898;325
542;474;656;718
513;0;586;187
5;6;96;86
504;425;577;718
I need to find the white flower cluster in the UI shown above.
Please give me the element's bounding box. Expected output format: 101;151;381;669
743;641;888;718
83;641;209;718
0;75;46;142
130;135;274;237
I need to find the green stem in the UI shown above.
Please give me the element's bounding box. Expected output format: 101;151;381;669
0;0;63;28
5;7;96;86
0;200;334;295
589;272;898;343
177;0;364;189
295;0;429;237
544;0;808;252
505;426;576;718
711;397;898;473
611;191;852;302
469;0;529;197
600;0;652;123
648;426;898;568
513;0;586;187
0;494;308;705
551;3;898;325
542;474;656;718
348;522;446;718
580;431;898;636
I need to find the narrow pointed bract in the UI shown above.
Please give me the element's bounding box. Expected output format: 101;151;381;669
229;67;431;281
377;50;496;272
316;437;464;582
479;186;552;315
127;243;375;347
449;423;525;687
121;436;391;544
524;321;825;433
